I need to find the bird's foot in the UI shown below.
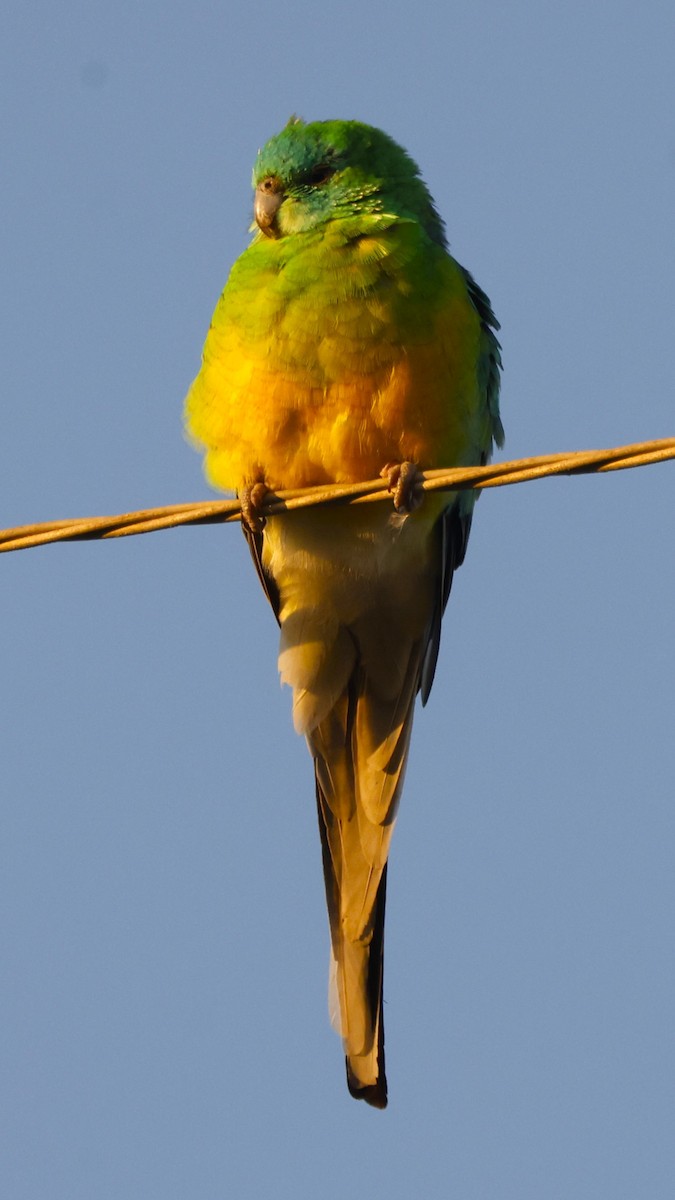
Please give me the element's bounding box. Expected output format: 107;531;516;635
239;481;270;533
380;461;425;514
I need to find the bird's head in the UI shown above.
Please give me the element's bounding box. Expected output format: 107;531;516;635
251;117;445;244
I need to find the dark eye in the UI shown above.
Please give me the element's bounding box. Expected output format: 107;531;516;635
305;164;334;186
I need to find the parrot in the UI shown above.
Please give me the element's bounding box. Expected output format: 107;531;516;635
185;117;503;1108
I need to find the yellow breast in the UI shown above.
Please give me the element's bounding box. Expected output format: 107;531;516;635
185;221;488;493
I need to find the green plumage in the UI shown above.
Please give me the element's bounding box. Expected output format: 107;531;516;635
185;118;503;1107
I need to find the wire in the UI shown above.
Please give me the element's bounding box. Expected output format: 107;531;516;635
1;436;673;554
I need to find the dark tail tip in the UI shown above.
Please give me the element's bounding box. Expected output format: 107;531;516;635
346;1064;388;1109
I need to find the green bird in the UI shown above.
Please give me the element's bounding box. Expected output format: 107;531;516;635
186;117;503;1107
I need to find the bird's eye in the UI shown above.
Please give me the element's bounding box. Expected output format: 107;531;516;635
305;164;334;187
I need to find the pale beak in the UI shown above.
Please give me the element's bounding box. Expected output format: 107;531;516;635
254;178;284;237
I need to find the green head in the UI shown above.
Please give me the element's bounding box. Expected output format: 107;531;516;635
251;117;446;245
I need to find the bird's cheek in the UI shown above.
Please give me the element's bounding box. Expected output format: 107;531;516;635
277;198;320;236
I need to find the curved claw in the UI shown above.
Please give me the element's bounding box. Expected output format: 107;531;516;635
240;481;270;533
380;461;425;514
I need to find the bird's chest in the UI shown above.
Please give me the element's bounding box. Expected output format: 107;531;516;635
189;236;481;492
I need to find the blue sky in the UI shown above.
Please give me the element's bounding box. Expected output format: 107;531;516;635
2;1;674;1196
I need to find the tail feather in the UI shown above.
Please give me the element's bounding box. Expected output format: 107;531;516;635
316;775;389;1108
310;649;420;1108
344;867;388;1109
257;504;455;1106
354;647;420;829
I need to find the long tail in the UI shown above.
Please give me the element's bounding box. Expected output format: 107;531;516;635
308;643;420;1107
248;501;468;1105
316;789;389;1107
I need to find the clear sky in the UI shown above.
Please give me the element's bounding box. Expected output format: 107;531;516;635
2;1;674;1197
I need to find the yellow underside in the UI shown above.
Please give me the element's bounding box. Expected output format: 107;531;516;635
185;224;490;493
